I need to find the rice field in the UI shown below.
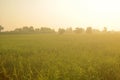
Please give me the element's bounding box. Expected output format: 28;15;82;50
0;33;120;80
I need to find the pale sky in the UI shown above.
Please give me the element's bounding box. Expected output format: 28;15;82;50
1;0;120;31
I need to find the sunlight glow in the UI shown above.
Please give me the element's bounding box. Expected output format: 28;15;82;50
0;0;120;31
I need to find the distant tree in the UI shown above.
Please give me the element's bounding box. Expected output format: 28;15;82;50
65;27;73;33
29;26;34;32
22;26;29;32
22;26;35;32
14;27;55;33
86;27;92;33
14;28;22;32
35;28;40;32
0;25;4;32
58;28;65;34
74;27;84;33
103;27;107;32
40;27;55;33
93;29;100;33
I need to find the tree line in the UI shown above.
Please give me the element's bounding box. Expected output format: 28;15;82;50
0;25;109;34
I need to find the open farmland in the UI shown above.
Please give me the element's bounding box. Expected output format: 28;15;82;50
0;33;120;80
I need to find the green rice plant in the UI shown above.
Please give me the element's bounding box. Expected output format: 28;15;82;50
0;33;120;80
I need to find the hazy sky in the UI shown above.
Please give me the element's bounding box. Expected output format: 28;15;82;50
1;0;120;31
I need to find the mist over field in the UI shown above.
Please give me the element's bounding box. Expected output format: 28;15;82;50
1;32;120;80
1;0;120;80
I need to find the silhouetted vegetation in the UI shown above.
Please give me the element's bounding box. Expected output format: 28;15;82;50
86;27;93;33
74;27;85;33
93;29;101;33
12;26;109;34
13;26;55;33
103;27;107;32
58;28;65;34
40;27;55;33
0;25;4;32
0;25;116;34
65;27;73;33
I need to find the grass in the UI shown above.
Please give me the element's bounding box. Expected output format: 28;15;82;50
0;33;120;80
